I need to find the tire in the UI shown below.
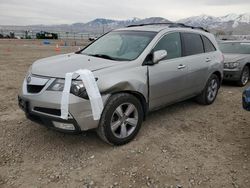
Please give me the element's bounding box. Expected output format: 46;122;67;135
196;74;220;105
237;66;249;87
97;93;143;145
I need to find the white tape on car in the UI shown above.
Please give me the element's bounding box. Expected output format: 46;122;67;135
75;69;104;120
60;72;74;120
60;69;103;120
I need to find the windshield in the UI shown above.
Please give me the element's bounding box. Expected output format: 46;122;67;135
81;31;156;61
219;42;250;54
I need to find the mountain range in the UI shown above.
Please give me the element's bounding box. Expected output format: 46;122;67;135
1;13;250;35
179;13;250;35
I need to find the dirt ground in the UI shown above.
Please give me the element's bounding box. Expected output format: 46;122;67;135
0;39;249;188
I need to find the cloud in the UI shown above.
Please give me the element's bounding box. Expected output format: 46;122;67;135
0;0;249;25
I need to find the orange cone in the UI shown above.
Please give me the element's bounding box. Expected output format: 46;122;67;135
55;44;61;52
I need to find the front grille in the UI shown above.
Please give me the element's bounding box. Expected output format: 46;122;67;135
27;85;44;93
34;107;61;116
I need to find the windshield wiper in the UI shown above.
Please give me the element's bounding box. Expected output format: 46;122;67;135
90;54;116;60
83;53;129;61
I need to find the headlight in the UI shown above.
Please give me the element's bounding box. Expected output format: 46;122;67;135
70;80;89;99
224;62;239;69
47;79;65;91
47;79;88;99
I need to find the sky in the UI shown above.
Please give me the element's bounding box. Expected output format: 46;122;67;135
0;0;250;25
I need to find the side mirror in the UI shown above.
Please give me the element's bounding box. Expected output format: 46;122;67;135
243;88;250;111
153;50;167;64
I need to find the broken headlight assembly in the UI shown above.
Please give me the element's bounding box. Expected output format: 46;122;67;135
47;79;89;99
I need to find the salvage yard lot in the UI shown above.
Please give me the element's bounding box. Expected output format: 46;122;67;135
0;39;249;188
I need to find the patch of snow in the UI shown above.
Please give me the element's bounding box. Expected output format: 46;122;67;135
237;13;250;23
232;21;239;28
219;13;239;22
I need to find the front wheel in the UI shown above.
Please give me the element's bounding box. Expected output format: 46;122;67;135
196;74;220;105
97;93;143;145
237;66;249;87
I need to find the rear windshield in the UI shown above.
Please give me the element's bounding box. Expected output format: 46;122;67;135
82;31;157;61
219;42;250;54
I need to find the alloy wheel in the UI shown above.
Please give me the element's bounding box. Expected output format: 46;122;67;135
207;79;218;102
110;103;138;139
241;67;249;86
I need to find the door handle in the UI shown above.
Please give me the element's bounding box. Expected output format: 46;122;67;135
206;58;211;62
178;64;186;69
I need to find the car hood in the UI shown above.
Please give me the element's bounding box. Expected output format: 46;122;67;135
31;53;123;78
224;53;250;63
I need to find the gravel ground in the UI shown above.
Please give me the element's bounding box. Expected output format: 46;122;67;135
0;39;249;188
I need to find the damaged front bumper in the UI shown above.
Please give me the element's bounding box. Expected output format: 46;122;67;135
18;75;109;133
18;95;82;133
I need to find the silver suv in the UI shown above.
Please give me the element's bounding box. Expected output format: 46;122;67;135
219;41;250;86
18;23;223;145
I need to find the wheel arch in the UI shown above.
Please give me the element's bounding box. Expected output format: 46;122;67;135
201;71;222;93
245;62;250;70
107;90;148;120
212;71;222;85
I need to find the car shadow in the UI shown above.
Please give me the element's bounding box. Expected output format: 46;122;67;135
222;80;239;87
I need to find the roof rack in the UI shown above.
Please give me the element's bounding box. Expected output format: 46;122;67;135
127;22;172;27
127;22;209;33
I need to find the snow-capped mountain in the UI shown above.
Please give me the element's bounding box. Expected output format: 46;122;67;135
219;13;239;22
178;13;250;31
2;17;170;34
178;14;219;28
83;17;141;28
84;17;169;28
1;14;250;35
220;13;250;23
79;17;170;33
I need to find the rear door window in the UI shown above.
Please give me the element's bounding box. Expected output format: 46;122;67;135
202;36;216;52
181;33;204;56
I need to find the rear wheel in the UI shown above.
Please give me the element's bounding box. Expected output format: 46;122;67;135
97;93;143;145
237;66;249;87
196;74;220;105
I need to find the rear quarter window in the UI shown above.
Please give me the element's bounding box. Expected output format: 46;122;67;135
181;33;204;56
202;35;216;52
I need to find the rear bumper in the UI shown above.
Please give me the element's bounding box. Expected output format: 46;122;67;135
223;69;241;81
